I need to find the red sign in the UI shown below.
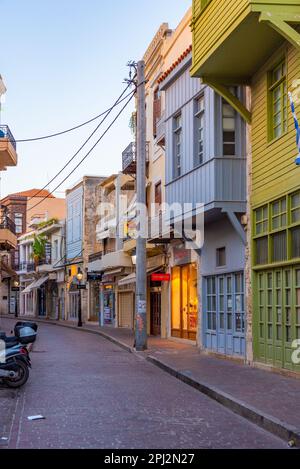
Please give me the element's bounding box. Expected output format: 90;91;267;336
151;273;171;282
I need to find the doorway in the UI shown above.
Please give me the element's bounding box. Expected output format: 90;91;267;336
37;286;46;317
150;286;161;336
171;263;198;340
204;272;245;356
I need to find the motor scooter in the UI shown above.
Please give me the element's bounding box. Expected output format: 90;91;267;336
0;343;31;388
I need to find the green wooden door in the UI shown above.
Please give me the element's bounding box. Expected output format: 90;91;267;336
255;267;300;372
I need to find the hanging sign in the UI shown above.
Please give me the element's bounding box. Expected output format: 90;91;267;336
151;273;171;282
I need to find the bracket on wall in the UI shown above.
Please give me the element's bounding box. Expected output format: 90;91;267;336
201;77;252;124
222;209;247;246
259;12;300;51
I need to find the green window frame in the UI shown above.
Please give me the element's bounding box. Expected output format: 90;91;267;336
291;191;300;224
253;190;300;266
268;60;287;141
254;205;268;236
271;197;287;230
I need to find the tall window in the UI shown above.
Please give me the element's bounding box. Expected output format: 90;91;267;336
14;213;23;234
153;88;161;138
53;239;59;261
194;96;205;167
155;181;162;215
222;97;236;156
269;60;287;140
173;114;182;178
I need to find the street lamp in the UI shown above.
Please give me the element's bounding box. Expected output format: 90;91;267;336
13;280;20;318
76;271;83;328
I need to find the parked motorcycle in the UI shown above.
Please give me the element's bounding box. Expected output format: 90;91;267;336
0;344;31;388
0;322;37;388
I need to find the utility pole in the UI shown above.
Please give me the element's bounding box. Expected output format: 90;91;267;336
135;60;147;351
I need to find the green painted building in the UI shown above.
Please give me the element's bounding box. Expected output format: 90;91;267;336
191;0;300;373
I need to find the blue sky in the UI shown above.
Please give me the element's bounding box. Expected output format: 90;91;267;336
0;0;191;199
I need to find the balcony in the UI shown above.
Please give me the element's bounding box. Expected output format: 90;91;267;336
0;125;18;170
16;262;35;274
88;250;133;273
155;112;166;147
165;157;247;222
191;0;299;84
36;257;53;273
0;214;17;250
122;142;149;175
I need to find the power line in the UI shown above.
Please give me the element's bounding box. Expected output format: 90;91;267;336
27;91;135;216
27;84;133;202
13;92;133;143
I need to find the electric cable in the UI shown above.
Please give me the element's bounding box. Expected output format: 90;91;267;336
27;91;135;216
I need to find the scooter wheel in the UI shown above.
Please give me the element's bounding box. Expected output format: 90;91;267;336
5;360;29;388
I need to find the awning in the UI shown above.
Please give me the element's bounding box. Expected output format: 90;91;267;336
21;276;49;294
118;268;161;287
33;276;49;289
118;272;136;287
22;281;37;294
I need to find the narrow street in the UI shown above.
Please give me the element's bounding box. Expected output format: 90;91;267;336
0;319;287;449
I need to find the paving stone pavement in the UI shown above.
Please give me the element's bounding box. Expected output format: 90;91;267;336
0;319;289;449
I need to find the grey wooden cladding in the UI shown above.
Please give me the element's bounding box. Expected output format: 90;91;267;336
165;157;246;208
162;53;246;212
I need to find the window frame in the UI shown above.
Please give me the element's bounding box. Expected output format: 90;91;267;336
173;113;182;179
14;212;23;235
216;247;226;268
268;59;287;142
253;190;300;267
194;95;205;168
222;89;237;157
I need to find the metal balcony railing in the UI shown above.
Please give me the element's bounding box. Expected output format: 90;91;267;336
0;125;17;150
38;258;52;266
16;262;35;272
0;214;16;234
122;141;149;174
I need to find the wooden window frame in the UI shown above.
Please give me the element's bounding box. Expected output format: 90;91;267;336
194;95;205;167
253;190;300;267
173;113;182;179
268;59;287;142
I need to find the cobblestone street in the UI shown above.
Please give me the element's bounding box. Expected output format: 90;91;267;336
0;319;288;449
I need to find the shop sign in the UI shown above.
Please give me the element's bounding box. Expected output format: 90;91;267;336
77;284;87;290
11;287;19;292
151;273;170;282
87;272;103;282
102;275;114;284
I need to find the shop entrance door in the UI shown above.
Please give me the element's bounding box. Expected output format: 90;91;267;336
171;263;198;340
255;268;300;372
150;287;161;336
204;273;245;356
